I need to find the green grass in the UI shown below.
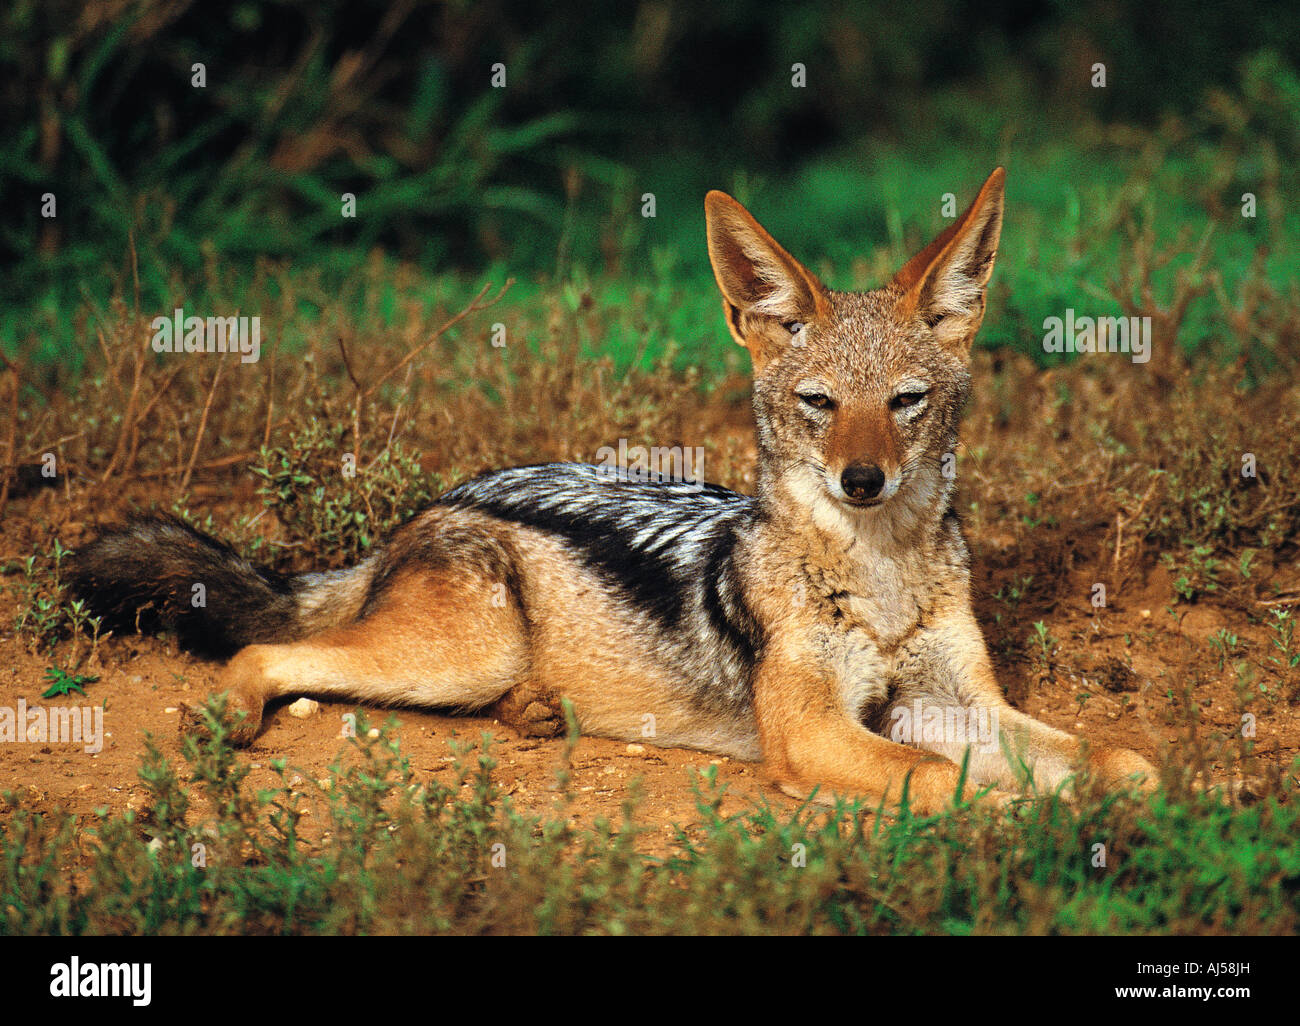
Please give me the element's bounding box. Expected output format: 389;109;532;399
7;52;1298;387
2;697;1296;935
4;15;1298;938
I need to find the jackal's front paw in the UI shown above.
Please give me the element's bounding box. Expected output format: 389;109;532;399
1093;746;1158;793
973;787;1021;812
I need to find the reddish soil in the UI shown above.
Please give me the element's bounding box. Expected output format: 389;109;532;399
3;528;1295;844
3;385;1298;840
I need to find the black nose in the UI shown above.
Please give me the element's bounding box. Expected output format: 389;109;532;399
841;464;885;502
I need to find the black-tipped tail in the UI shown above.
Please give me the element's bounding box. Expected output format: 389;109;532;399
69;514;302;658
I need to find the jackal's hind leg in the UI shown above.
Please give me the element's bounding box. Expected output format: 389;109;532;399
486;681;566;738
189;570;528;744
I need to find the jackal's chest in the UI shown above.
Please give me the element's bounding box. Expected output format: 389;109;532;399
817;628;892;715
813;591;929;717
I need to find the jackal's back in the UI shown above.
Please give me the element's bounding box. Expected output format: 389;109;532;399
427;463;766;716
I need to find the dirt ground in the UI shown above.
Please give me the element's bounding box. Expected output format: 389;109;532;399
3;393;1298;843
5;538;1297;847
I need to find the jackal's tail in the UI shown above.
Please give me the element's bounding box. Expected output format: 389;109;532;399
68;514;375;657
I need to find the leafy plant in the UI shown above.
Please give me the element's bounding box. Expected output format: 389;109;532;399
40;667;98;699
1030;621;1058;677
1162;544;1222;603
249;419;438;567
7;541;101;666
1265;607;1300;700
1207;628;1241;671
2;697;1298;935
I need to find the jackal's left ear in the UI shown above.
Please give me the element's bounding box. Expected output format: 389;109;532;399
704;190;829;365
892;167;1005;354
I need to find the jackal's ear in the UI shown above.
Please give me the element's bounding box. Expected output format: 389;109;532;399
892;167;1005;354
705;190;829;365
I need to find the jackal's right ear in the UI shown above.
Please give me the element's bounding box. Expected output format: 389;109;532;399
892;167;1005;355
705;191;829;366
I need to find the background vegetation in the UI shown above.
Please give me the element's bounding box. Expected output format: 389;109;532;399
3;0;1298;380
2;1;1299;935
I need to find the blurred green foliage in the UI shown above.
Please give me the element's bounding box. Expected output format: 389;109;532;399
2;1;1298;375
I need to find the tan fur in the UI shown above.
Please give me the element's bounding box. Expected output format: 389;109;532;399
495;528;761;757
178;167;1154;818
700;167;1156;812
824;402;901;481
209;518;762;759
211;568;528;743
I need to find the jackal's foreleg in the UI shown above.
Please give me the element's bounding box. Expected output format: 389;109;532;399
897;607;1157;796
755;644;1010;814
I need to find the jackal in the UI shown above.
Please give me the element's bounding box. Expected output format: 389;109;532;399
71;168;1156;813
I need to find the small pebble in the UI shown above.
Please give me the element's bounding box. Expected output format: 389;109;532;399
367;727;381;739
625;743;645;755
288;698;320;719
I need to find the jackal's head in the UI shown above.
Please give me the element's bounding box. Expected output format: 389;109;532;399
705;168;1004;533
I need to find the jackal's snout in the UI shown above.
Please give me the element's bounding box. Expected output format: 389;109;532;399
840;463;886;503
827;458;903;509
821;398;905;507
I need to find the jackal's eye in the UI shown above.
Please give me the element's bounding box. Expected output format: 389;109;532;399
798;391;833;410
890;389;929;411
783;321;805;335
